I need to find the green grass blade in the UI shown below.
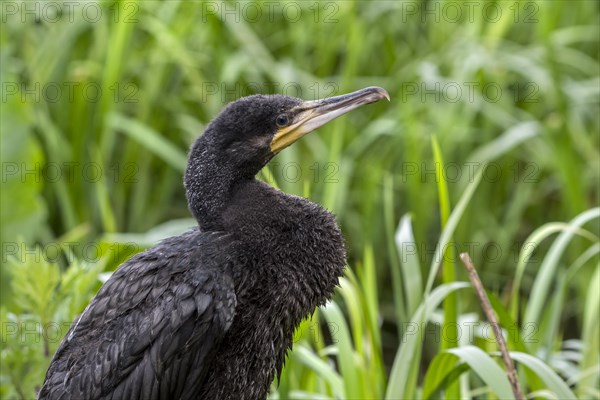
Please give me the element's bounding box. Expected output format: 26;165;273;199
448;347;514;399
384;174;408;329
91;147;117;233
424;164;486;295
99;0;139;161
293;345;345;399
104;218;197;248
523;208;600;335
511;222;586;320
108;112;187;173
394;214;422;319
566;243;600;282
387;163;484;399
423;346;515;400
321;301;361;398
431;137;459;400
466;121;541;164
385;282;470;399
579;264;600;396
508;352;577;399
356;245;386;396
422;352;468;399
338;275;364;357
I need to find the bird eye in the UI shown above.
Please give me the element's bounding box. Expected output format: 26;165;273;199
275;114;289;127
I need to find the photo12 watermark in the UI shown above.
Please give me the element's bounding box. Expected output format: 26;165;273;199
400;321;539;344
2;241;141;264
400;161;540;184
400;81;539;104
1;1;139;24
397;1;539;24
199;1;339;24
397;240;542;264
1;162;139;184
2;81;139;104
260;161;340;185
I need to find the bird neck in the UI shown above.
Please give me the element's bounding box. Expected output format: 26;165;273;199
185;136;247;231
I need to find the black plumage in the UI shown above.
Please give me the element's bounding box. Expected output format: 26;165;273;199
39;86;389;400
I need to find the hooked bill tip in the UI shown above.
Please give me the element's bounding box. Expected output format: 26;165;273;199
369;86;391;101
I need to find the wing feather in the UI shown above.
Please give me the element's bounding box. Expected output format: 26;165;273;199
39;230;237;400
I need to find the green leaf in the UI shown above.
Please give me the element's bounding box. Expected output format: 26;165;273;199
579;264;600;395
108;112;187;173
424;164;486;294
104;218;198;248
423;346;514;399
0;76;47;246
467;121;541;164
511;222;586;319
395;214;423;318
524;208;600;333
385;282;470;400
293;344;345;399
321;301;362;398
508;352;577;399
384;173;408;330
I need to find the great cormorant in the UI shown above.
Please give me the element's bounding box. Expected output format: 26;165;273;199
39;86;389;399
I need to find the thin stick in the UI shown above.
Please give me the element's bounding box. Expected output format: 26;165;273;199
459;252;525;400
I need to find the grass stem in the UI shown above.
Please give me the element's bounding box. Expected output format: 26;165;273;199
460;252;524;400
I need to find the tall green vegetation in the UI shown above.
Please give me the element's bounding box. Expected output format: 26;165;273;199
2;1;598;398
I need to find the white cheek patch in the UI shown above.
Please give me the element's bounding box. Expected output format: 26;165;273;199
248;135;271;149
227;135;271;156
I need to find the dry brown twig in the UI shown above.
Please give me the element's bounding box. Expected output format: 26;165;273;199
459;252;525;400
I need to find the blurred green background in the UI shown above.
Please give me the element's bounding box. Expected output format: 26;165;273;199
1;0;599;398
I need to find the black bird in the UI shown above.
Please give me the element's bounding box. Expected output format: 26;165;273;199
39;86;389;400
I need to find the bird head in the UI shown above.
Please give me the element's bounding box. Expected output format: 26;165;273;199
199;86;390;177
185;86;389;227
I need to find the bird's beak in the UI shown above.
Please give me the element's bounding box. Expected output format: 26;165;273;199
270;86;390;154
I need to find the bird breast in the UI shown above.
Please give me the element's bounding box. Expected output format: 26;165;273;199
224;180;346;311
